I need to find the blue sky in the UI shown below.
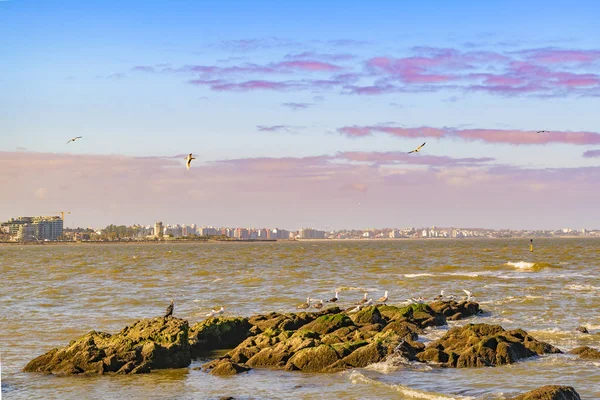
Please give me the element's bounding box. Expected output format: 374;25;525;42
1;1;599;229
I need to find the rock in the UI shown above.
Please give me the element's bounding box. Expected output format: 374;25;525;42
417;323;561;368
575;326;588;334
285;344;340;372
189;317;251;358
206;359;251;376
382;321;421;340
569;346;600;360
350;306;383;325
510;385;581;400
301;314;354;334
24;318;191;375
342;342;387;367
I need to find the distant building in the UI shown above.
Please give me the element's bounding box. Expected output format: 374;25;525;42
154;221;163;238
298;228;325;239
389;230;401;238
2;216;63;241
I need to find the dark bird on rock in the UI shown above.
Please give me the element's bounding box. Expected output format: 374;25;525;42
164;299;174;318
327;291;339;303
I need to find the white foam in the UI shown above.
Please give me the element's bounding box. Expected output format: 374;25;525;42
565;284;600;292
348;370;467;400
404;273;435;278
506;261;535;269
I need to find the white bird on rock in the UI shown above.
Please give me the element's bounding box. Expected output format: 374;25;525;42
297;297;311;309
376;291;388;303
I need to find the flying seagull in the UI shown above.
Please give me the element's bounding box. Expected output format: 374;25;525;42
164;299;174;318
185;153;196;170
408;142;426;154
536;130;549;134
66;136;82;144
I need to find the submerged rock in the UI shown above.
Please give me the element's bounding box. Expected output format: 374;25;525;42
575;326;588;334
202;358;251;376
510;385;581;400
417;323;561;368
569;346;600;360
24;317;191;375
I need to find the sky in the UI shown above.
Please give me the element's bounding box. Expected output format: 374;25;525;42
1;0;600;230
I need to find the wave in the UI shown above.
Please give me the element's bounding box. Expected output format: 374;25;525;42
505;261;559;270
347;370;470;400
404;273;435;278
565;284;600;292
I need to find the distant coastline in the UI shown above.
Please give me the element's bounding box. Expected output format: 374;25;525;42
1;236;598;246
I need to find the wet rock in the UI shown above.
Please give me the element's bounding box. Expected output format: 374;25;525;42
382;321;421;340
202;358;251;376
24;318;191;375
189;317;251;358
569;346;600;360
510;385;581;400
301;313;354;334
285;344;340;372
417;323;561;368
350;306;383;325
342;342;387;368
575;326;588;334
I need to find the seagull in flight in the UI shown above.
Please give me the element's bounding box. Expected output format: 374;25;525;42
408;142;426;154
536;130;549;134
66;136;82;144
185;153;195;170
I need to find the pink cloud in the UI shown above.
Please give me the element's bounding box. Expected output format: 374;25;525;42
1;151;599;229
256;125;298;132
337;151;494;166
337;125;600;145
518;48;600;64
275;61;342;72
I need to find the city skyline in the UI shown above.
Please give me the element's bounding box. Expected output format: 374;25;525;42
2;1;599;229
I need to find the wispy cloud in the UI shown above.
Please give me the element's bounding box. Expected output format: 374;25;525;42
583;149;600;158
256;125;299;133
281;102;314;110
338;125;600;145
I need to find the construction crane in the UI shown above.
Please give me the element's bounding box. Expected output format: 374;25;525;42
41;211;71;221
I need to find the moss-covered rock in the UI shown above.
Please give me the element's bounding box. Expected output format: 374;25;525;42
510;385;581;400
24;318;191;375
302;314;354;334
202;358;251;376
569;346;600;360
350;306;383;326
189;317;251;358
417;323;561;368
285;344;340;372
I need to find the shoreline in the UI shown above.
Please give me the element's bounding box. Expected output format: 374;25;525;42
1;236;598;246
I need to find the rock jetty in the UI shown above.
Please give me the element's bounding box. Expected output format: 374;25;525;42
23;299;566;379
510;385;581;400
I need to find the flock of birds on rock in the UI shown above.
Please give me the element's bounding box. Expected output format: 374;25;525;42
295;289;475;314
160;289;475;320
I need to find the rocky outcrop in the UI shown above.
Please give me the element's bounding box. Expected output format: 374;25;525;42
417;324;562;368
189;317;251;358
569;346;600;360
24;317;191;375
200;302;481;373
510;385;581;400
24;300;486;376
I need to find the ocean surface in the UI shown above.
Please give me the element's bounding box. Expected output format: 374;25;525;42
1;239;599;399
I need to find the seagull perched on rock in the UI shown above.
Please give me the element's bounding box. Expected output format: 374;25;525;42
327;292;339;303
363;298;374;307
463;289;474;302
348;304;362;313
357;292;368;305
185;153;195;170
408;142;426;154
376;290;388;303
164;299;174;318
297;297;311;309
66;136;82;144
205;306;224;317
434;290;444;301
312;299;324;309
